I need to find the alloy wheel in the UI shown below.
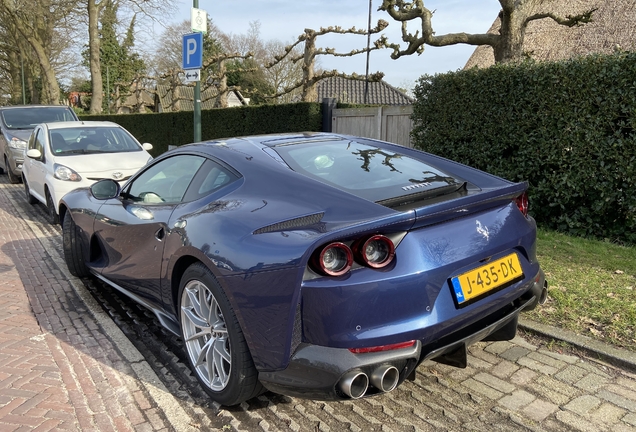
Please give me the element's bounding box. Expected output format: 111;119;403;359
180;280;231;391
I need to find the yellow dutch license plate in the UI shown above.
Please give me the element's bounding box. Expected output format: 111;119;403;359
451;253;524;305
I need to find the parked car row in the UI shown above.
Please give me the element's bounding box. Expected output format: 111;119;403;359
0;104;153;224
1;106;547;407
0;105;78;183
22;121;153;223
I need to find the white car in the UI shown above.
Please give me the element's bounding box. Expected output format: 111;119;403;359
22;121;153;223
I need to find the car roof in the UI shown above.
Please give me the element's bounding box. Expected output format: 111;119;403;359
44;121;119;130
0;105;73;110
195;132;345;150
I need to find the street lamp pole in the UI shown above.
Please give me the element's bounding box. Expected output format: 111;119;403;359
193;0;201;142
364;0;372;105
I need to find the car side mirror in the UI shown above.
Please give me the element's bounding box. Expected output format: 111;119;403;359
26;149;42;160
90;179;120;200
142;143;153;151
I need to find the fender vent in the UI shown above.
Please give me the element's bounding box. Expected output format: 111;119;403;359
253;212;324;234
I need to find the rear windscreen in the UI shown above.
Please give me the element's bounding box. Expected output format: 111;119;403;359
2;107;77;129
273;139;463;204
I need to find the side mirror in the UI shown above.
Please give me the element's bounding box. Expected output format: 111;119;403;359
26;149;42;159
142;143;153;151
90;179;120;200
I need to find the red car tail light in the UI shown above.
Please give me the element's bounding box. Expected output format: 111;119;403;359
515;192;529;217
313;242;353;276
349;340;416;354
353;235;395;268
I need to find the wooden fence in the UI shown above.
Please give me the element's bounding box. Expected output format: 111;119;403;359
330;105;414;147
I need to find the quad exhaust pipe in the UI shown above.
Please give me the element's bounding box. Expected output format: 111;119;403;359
370;365;399;392
339;370;368;399
339;365;400;398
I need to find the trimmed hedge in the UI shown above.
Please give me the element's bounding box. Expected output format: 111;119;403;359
412;52;636;243
80;102;322;156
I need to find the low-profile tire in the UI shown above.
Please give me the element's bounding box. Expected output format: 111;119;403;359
179;263;264;406
5;157;20;184
23;176;37;205
62;213;90;278
45;189;60;224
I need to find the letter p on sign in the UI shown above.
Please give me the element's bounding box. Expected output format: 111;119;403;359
182;33;203;70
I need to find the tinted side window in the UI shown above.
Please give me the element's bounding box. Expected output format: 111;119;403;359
183;159;240;202
28;129;39;150
34;130;45;154
125;155;205;204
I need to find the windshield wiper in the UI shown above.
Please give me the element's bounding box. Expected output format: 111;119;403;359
63;149;101;155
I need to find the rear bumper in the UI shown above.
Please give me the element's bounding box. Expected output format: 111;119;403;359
259;286;538;400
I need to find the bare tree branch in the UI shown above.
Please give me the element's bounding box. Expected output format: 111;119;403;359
379;0;597;63
525;8;597;27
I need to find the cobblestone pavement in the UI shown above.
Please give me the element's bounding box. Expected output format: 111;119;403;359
0;177;635;432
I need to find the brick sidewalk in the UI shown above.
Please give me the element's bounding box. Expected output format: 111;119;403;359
0;183;178;431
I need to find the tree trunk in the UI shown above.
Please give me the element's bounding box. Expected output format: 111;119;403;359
301;30;317;102
8;50;22;103
88;0;103;114
494;3;530;62
1;0;60;104
25;75;36;104
171;72;180;112
113;84;120;113
218;59;228;108
29;47;57;103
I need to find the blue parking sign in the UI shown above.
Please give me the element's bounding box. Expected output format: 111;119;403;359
182;33;203;70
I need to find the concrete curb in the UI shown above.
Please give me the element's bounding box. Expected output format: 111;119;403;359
519;317;636;373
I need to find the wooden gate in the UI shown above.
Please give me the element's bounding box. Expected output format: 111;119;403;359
331;105;414;148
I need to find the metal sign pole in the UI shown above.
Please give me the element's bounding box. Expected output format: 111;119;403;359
193;0;201;142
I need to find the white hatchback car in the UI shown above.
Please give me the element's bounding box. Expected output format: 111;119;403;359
22;121;153;223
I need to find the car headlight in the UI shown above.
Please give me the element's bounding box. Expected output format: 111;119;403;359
54;164;82;181
8;137;27;149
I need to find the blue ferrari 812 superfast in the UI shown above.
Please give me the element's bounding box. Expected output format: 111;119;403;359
60;133;547;406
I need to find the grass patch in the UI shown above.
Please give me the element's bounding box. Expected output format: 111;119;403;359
524;229;636;351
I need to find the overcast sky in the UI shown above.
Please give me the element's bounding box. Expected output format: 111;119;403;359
169;1;501;89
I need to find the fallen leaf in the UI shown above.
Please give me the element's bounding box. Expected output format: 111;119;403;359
615;270;625;274
581;317;601;327
589;328;603;336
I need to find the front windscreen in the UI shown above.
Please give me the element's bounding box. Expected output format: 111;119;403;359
1;107;76;129
49;127;142;155
273;138;463;204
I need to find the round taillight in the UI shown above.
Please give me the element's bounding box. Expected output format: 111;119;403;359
355;235;395;269
315;242;353;276
515;192;529;217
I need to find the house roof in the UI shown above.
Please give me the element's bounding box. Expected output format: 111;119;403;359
465;0;636;69
155;85;219;111
317;76;414;105
121;89;155;108
154;85;248;112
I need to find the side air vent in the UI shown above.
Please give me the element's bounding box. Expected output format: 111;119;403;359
253;212;324;234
